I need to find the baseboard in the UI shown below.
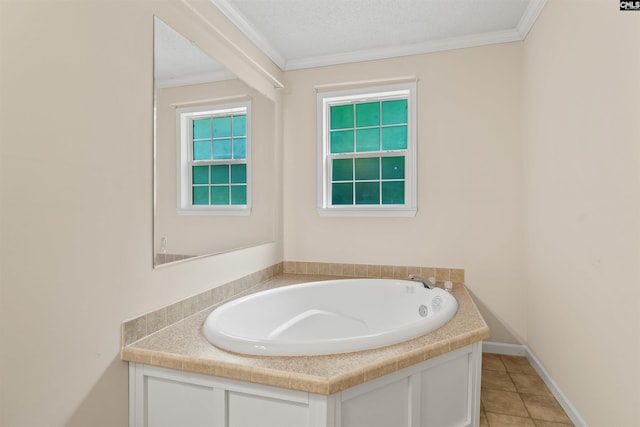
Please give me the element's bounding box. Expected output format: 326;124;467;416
482;341;527;356
483;341;587;427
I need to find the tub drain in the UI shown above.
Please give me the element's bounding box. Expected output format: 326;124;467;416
418;304;428;317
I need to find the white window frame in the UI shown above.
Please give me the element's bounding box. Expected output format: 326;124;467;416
176;101;251;216
317;82;417;217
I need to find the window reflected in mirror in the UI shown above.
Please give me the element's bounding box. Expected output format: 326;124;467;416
153;17;276;267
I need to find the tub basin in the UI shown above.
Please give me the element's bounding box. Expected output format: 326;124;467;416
203;278;458;356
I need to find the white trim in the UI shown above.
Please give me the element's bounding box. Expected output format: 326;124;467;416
287;29;523;71
171;94;251;109
154;3;282;103
314;76;418;93
207;0;548;72
483;341;588;427
516;0;548;39
142;363;310;404
482;341;527;356
318;207;417;218
176;101;252;215
527;348;588;427
208;0;287;69
129;363;145;427
180;0;284;90
155;70;237;89
177;206;251;216
316;82;418;217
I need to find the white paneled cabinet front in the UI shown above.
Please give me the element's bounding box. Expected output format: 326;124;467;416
129;342;482;427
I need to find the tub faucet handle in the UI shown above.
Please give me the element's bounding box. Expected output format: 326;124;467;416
408;274;436;290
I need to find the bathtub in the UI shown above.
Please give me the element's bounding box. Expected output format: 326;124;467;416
203;278;458;356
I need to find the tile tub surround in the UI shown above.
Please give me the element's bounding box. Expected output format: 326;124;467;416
121;272;488;395
122;262;465;346
283;261;465;283
154;253;196;265
122;263;283;346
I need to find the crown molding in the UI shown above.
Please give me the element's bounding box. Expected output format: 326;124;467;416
209;0;547;72
209;0;287;69
516;0;548;39
284;29;523;71
155;69;237;89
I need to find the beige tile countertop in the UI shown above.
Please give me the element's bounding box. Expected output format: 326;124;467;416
121;274;490;395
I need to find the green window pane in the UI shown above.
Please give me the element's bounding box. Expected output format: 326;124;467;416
192;186;209;205
382;126;407;150
355;157;380;181
330;130;354;153
355;182;380;204
233;115;246;136
355;102;380;127
213;117;232;137
193;140;212;161
382;99;408;125
231;185;247;205
211;186;229;205
332;158;353;181
382;181;405;204
356;128;380;152
234;138;246;159
211;165;229;184
332;183;353;205
231;164;246;184
381;156;405;179
330;104;354;130
192;165;209;185
193;118;211;139
213;139;232;160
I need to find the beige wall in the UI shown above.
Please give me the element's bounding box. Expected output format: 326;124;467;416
0;1;282;426
2;0;639;426
282;45;527;344
522;1;640;425
155;79;277;257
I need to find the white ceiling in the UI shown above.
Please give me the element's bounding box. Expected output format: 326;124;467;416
213;0;547;70
155;0;547;87
154;18;235;88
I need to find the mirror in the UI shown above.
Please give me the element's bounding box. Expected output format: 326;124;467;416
153;17;277;267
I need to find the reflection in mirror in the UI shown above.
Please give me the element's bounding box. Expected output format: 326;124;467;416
153;17;276;267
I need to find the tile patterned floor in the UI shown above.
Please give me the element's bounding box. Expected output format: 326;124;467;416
481;353;574;427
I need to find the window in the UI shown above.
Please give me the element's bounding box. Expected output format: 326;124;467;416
317;82;417;216
176;101;251;215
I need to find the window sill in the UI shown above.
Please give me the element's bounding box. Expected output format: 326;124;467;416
177;207;251;216
317;207;417;217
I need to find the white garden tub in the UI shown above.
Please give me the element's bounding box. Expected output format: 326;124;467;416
203;278;458;356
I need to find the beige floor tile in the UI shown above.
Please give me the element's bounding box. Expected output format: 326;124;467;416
501;355;538;375
481;388;529;417
483;353;507;371
480;353;573;427
521;394;572;424
486;412;536;426
533;420;574;426
480;410;489;427
511;373;553;396
482;369;517;392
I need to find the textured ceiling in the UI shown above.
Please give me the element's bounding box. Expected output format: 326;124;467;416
154;18;234;88
155;0;547;87
213;0;547;70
